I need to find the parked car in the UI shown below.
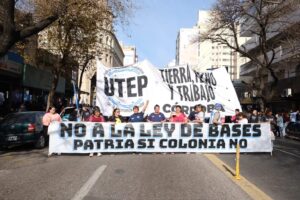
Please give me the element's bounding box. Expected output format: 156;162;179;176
0;111;46;149
285;122;300;139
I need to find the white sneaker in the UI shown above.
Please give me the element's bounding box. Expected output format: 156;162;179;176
97;153;102;157
89;153;93;157
57;152;61;156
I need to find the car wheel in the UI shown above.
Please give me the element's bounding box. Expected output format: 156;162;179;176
35;135;46;149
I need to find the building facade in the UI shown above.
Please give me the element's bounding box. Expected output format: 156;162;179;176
239;2;300;112
120;43;138;66
195;11;248;80
78;13;125;105
175;28;200;68
175;10;247;81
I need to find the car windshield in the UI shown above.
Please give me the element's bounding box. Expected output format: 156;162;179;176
0;113;35;126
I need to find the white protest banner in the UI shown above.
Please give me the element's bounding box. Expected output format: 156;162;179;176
48;122;272;154
96;60;241;117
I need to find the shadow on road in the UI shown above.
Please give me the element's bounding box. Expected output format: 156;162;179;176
0;144;47;157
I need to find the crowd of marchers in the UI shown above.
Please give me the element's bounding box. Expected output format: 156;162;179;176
41;101;299;157
230;108;300;138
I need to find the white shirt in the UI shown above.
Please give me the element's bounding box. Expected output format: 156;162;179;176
196;111;205;122
238;118;248;124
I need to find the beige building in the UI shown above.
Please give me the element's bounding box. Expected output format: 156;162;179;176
175;27;200;68
79;20;125;105
120;43;138;66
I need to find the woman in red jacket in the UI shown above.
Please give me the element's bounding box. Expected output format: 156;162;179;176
89;106;105;123
88;106;105;157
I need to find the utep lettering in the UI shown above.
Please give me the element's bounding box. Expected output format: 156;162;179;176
104;75;148;97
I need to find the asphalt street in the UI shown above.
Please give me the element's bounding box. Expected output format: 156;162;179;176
0;138;299;200
217;138;300;200
0;148;251;200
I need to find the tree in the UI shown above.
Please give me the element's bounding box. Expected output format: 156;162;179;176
36;0;134;110
201;0;300;111
0;0;66;58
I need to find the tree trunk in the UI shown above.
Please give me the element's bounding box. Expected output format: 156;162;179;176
46;69;59;111
77;68;84;102
78;56;91;103
257;98;266;114
0;0;58;58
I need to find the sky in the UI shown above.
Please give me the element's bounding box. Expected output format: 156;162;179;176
116;0;216;68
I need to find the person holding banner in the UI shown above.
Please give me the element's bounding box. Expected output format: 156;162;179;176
89;107;105;122
231;109;240;123
43;106;62;136
108;108;124;124
188;104;204;123
43;106;62;157
147;104;166;122
237;112;248;124
88;107;105;157
169;105;188;123
209;103;222;125
128;100;149;122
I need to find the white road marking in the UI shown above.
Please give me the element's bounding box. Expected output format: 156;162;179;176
71;165;107;200
274;148;300;159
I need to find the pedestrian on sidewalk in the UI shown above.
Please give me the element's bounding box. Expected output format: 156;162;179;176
249;109;259;123
282;112;290;137
276;113;284;137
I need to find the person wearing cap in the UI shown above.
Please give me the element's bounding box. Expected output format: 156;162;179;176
128;100;149;122
209;103;223;125
148;104;166;122
169;105;188;123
